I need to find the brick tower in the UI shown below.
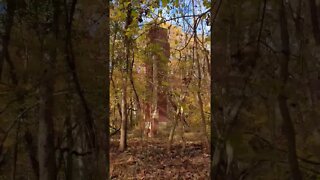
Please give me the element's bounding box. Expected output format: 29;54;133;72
144;26;170;137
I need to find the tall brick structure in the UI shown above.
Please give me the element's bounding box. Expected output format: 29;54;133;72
144;26;170;137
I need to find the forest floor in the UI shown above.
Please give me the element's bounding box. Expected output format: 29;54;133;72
110;138;210;180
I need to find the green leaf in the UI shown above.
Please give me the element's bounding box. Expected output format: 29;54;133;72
132;10;139;18
162;0;169;7
174;0;179;7
124;2;131;8
203;0;210;8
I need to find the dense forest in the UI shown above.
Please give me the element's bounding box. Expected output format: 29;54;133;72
0;0;108;179
109;0;211;179
0;0;320;179
212;0;320;179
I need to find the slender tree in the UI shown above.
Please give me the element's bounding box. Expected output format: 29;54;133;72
278;1;302;179
38;0;60;178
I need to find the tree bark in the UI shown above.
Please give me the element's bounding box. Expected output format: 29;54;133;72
38;0;60;179
11;121;20;180
192;0;208;147
119;1;132;151
64;92;74;180
64;0;96;150
24;130;39;179
278;1;302;179
105;0;110;178
119;76;128;151
308;0;320;45
168;113;178;150
38;52;57;180
0;0;17;83
129;53;143;139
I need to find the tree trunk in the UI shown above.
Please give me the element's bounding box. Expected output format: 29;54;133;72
65;0;96;150
24;130;39;179
179;112;186;150
105;0;110;176
75;129;85;180
38;52;57;180
308;0;320;45
192;0;208;147
119;76;128;151
38;0;60;179
129;54;143;139
119;1;132;151
65;92;74;180
278;1;302;179
195;33;208;147
168;113;178;150
11;121;20;180
0;0;17;83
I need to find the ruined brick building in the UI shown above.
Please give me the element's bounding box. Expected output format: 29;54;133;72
144;26;170;137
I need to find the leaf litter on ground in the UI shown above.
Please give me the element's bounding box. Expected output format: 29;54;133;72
110;138;210;180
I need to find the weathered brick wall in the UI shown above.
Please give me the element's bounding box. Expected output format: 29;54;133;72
144;26;170;136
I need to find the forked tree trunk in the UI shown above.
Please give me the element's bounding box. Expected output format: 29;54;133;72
168;113;178;150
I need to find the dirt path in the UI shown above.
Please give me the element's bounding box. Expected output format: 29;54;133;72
110;138;210;179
